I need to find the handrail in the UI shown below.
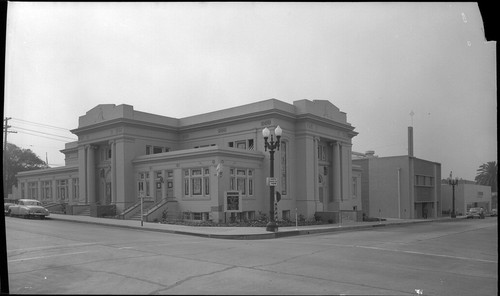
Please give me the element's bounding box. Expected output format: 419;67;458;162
145;199;172;216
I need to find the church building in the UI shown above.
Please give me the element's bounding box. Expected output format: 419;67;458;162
16;99;361;223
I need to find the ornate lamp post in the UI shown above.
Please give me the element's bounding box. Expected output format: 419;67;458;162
448;171;459;218
262;125;282;232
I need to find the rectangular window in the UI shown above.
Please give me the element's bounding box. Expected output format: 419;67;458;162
248;139;254;150
318;144;326;160
184;168;210;197
204;177;210;195
247;211;255;220
72;178;79;201
230;168;254;197
352;177;358;197
282;210;291;220
57;179;68;201
153;146;163;154
192;178;202;195
21;182;25;199
415;175;434;187
236;141;246;149
41;181;52;200
28;182;37;199
146;146;152;155
281;141;287;195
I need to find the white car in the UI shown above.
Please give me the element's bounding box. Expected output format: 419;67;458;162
8;199;50;219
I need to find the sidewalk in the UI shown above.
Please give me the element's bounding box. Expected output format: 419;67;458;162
47;213;463;240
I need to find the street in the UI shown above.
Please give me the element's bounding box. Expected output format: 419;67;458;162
5;216;498;295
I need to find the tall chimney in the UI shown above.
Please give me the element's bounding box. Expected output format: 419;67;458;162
408;126;414;157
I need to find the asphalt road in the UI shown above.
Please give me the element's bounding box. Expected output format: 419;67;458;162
5;216;498;295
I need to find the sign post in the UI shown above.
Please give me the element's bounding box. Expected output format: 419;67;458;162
140;192;144;227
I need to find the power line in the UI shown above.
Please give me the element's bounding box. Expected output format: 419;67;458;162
10;117;73;132
11;125;77;141
12;130;72;142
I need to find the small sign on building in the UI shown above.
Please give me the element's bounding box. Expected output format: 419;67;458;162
224;191;242;213
266;177;278;186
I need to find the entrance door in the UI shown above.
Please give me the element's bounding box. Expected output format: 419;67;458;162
155;181;162;203
166;170;174;199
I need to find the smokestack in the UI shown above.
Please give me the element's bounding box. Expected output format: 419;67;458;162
408;126;414;157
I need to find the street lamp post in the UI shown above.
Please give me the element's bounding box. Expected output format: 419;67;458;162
448;171;459;218
262;125;282;232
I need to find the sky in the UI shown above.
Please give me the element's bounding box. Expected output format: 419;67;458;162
3;2;497;181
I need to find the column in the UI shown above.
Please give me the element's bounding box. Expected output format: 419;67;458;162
37;180;42;200
78;145;87;204
313;137;319;210
87;145;96;204
110;141;117;203
149;167;154;200
333;141;341;204
68;178;73;205
52;178;57;203
343;143;353;204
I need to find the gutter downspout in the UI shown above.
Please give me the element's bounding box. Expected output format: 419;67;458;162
398;168;401;219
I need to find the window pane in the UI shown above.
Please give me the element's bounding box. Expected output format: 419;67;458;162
184;179;189;195
204;177;210;195
192;178;202;195
237;178;246;195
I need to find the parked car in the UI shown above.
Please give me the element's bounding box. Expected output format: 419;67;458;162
4;202;15;215
465;207;485;219
490;209;497;217
8;199;50;219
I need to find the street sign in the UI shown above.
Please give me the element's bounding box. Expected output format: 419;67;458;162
266;177;278;186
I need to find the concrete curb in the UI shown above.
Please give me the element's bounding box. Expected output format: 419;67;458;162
44;214;466;240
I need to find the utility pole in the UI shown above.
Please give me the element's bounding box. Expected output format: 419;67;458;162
3;117;17;197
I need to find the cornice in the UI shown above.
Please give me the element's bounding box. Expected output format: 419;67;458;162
16;165;79;177
71;117;178;135
132;146;264;165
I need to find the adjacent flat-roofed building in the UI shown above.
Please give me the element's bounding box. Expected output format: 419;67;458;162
353;135;442;220
15;99;360;222
441;180;492;216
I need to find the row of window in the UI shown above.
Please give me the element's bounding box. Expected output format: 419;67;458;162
146;145;170;155
415;175;434;187
21;179;79;201
137;167;255;198
228;139;254;150
182;210;295;221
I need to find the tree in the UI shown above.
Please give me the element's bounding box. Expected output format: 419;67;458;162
475;161;497;192
3;143;48;195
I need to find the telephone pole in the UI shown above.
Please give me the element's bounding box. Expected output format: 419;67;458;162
3;117;17;197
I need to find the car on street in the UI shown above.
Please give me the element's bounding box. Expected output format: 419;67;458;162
465;207;485;219
8;199;50;219
4;202;15;214
490;209;497;217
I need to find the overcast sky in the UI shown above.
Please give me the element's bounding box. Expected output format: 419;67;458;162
4;2;496;181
